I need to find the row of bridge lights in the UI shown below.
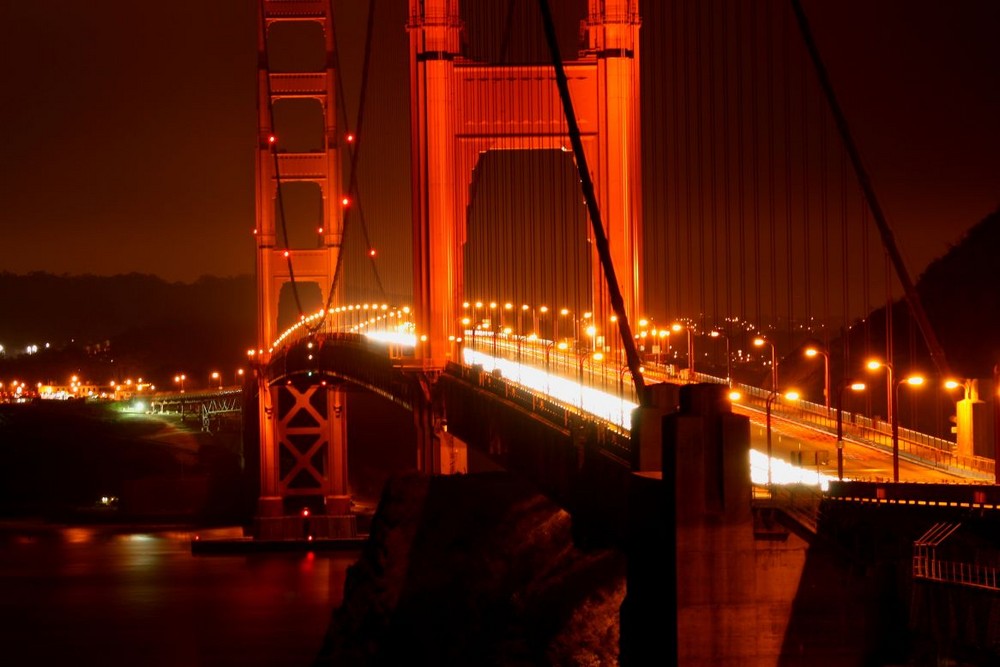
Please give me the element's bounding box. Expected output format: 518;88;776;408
173;369;244;393
457;307;978;485
753;334;980;484
460;301;726;379
267;304;413;352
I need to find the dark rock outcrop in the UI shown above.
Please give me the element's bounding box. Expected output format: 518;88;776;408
316;471;625;666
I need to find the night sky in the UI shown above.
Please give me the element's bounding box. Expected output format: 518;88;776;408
0;0;997;287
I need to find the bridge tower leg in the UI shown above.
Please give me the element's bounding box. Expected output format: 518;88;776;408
254;1;353;535
408;0;643;365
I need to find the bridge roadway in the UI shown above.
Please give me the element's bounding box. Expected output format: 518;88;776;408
463;333;991;486
264;312;990;491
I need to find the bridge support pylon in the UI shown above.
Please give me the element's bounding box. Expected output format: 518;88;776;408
252;1;354;539
622;383;751;665
254;376;355;540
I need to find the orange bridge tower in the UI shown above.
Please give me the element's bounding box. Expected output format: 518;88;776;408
253;0;351;536
408;0;643;367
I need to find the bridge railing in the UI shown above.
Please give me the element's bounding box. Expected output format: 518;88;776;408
268;304;415;355
464;332;994;479
445;362;634;466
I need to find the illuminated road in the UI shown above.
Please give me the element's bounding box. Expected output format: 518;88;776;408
744;411;977;485
362;328;987;488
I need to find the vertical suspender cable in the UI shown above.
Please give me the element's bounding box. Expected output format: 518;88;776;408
790;0;949;376
734;0;747;323
322;0;384;321
681;2;694;320
820;104;831;349
841;147;851;366
671;0;682;317
707;0;720;331
721;1;733;329
695;0;707;328
749;1;762;330
801;45;812;323
766;3;778;328
783;5;794;341
258;1;305;319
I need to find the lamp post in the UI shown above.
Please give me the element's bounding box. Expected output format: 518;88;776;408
804;345;831;413
754;336;778;392
637;318;649;362
539;305;550;341
174;373;186;393
585;323;598;352
559;308;571;343
709;330;731;386
619;362;637;424
674;323;694;375
576;351;591;412
836;380;866;480
473;301;484;350
890;374;925;483
211;371;221;390
489;302;498;357
866;359;894;432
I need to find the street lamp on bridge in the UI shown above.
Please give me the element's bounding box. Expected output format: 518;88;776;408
709;330;731;387
559;308;572;343
893;374;925;483
174;373;186;393
804;345;831;412
866;359;895;431
211;372;221;390
753;336;778;392
672;323;695;376
835;380;866;480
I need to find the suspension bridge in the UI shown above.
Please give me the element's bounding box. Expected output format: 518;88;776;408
220;1;1000;662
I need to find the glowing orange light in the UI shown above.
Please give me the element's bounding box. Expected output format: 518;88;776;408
268;135;276;144
341;197;350;207
283;250;290;258
317;227;324;234
369;249;376;257
346;133;355;142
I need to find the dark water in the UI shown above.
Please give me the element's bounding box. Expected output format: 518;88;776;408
0;524;357;667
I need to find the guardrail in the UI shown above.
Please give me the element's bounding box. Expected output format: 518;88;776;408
913;555;1000;592
469;333;994;480
444;362;634;466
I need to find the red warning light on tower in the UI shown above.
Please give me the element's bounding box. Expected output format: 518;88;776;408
341;197;350;207
369;248;377;257
268;134;277;144
346;133;355;143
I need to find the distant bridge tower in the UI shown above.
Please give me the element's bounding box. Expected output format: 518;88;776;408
254;0;351;528
408;0;643;367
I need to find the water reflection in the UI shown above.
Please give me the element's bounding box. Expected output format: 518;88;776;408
0;523;357;667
